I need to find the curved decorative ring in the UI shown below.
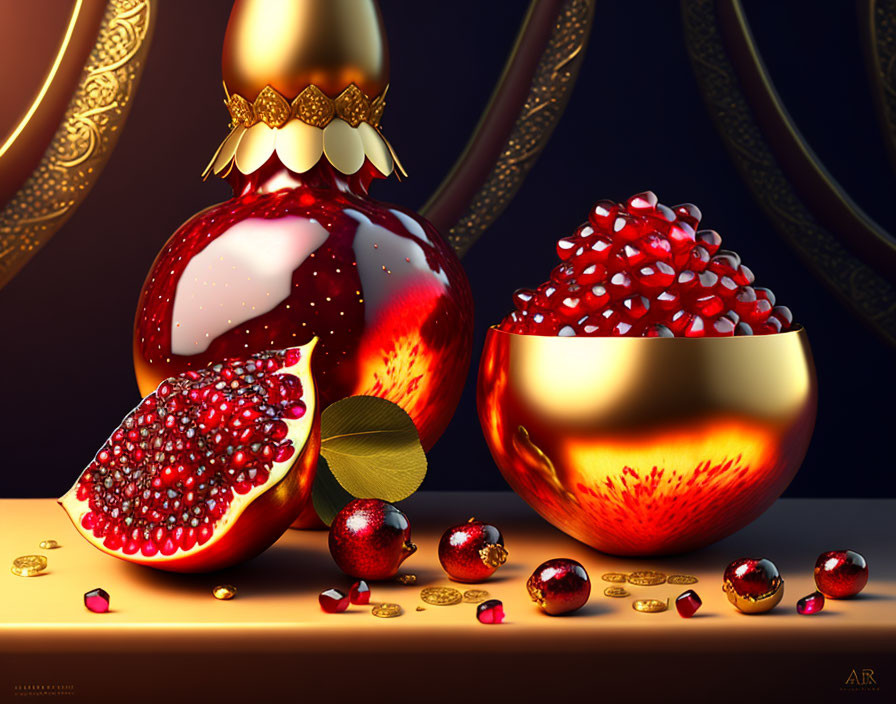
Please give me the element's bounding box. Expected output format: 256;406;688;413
421;0;596;258
0;0;154;291
682;0;896;346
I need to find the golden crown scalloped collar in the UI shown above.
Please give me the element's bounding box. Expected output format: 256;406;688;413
204;83;402;180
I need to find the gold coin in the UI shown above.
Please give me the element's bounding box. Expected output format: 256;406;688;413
416;606;426;611
462;589;490;603
627;570;667;586
632;598;669;613
39;540;61;550
601;572;628;583
11;555;47;577
603;586;630;598
667;574;698;585
396;574;417;585
372;602;403;618
420;586;463;606
213;584;237;600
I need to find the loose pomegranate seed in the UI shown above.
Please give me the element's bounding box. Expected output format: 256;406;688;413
319;588;350;613
498;192;795;337
349;580;371;605
476;599;506;624
675;590;702;618
796;591;824;615
84;588;110;613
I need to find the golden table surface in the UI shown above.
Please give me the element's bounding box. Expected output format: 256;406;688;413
1;493;894;702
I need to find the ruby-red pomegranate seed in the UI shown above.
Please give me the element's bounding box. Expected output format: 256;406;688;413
319;588;350;613
675;590;702;618
796;591;824;615
84;588;110;613
476;599;506;624
349;580;371;605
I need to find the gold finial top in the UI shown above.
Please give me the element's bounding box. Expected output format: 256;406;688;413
222;0;389;101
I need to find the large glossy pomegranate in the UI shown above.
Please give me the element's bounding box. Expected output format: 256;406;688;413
60;343;319;572
134;160;473;452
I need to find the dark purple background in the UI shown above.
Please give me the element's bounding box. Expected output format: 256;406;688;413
1;1;893;498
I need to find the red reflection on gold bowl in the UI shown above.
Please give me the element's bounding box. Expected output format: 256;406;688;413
477;327;817;555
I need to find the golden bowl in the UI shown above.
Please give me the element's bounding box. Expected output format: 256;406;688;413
477;327;817;556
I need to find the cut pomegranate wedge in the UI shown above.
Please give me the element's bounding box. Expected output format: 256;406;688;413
59;341;320;572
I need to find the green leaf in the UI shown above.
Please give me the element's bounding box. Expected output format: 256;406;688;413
311;456;355;526
319;395;427;503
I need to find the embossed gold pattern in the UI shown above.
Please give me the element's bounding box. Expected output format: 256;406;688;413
224;83;386;131
0;0;154;290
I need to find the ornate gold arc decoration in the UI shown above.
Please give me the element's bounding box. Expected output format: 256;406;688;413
0;0;154;291
422;0;596;257
860;0;896;175
682;0;896;346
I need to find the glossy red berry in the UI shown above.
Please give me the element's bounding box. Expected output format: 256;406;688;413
814;550;868;599
498;191;794;337
526;558;590;615
675;589;702;618
319;588;350;613
796;591;825;615
722;557;784;614
476;599;506;624
328;499;417;580
438;519;508;583
349;580;371;605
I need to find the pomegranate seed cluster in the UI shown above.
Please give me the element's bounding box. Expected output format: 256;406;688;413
75;349;307;558
498;191;793;337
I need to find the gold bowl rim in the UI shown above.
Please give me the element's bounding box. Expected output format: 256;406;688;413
485;324;806;342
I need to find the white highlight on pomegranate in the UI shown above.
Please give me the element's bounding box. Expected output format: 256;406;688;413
345;209;449;323
171;216;328;355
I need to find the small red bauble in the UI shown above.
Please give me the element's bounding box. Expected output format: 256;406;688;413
476;599;506;624
722;557;784;614
526;558;590;615
328;499;417;580
349;580;371;605
438;518;508;583
796;591;825;615
814;550;868;599
319;588;350;613
675;589;702;618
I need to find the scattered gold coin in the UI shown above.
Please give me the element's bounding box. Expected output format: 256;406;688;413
632;598;669;613
462;589;490;603
667;574;698;585
11;555;47;577
372;602;403;618
601;572;628;583
212;584;237;600
416;606;426;612
420;586;463;606
603;586;630;598
396;574;417;585
627;570;667;586
39;540;61;550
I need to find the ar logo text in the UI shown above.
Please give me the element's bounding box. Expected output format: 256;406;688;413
844;668;877;688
